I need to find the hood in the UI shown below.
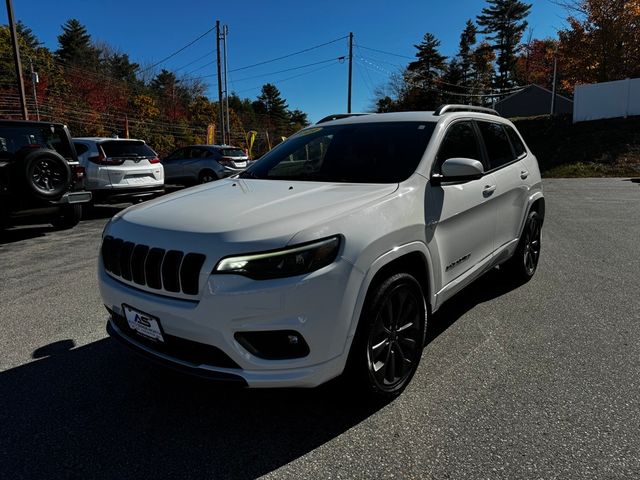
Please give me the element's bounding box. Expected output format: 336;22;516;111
108;178;397;247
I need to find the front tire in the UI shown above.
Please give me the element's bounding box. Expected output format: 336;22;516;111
502;210;542;283
345;273;427;399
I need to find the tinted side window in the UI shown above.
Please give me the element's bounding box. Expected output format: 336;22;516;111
165;148;185;161
74;143;89;155
505;125;526;157
477;121;514;170
434;121;482;174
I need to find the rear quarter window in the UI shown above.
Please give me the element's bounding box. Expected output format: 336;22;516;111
74;143;89;156
505;125;527;157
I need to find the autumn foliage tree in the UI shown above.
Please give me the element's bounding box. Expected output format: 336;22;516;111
558;0;640;90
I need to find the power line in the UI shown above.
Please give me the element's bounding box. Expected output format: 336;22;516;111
229;35;348;73
192;56;344;82
174;51;215;72
354;43;414;60
137;25;217;74
234;60;343;94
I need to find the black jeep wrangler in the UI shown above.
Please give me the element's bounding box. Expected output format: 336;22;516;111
0;120;91;230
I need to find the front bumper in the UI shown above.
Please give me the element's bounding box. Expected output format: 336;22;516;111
99;258;365;388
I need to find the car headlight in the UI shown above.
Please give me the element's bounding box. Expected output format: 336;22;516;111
214;236;341;280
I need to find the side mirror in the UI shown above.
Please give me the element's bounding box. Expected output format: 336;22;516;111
435;157;484;183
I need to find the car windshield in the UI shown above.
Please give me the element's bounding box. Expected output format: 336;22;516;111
239;121;436;183
100;140;156;158
0;124;74;160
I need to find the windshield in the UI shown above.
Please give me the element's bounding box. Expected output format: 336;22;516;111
239;121;435;183
100;140;156;158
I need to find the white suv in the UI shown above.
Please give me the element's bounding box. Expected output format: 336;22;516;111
73;137;164;204
98;105;544;398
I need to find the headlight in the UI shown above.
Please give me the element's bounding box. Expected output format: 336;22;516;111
214;236;341;280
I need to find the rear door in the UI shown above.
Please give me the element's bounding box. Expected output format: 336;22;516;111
426;120;497;288
162;148;187;182
475;121;529;253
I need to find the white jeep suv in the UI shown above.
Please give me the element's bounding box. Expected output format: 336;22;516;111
99;105;544;398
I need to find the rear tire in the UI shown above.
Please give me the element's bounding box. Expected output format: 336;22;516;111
199;170;217;184
51;204;82;230
502;210;542;283
344;273;427;399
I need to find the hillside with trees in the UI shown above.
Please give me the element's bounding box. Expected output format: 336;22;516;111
0;19;310;157
373;0;640;112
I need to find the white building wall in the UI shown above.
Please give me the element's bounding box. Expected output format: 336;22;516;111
573;78;640;123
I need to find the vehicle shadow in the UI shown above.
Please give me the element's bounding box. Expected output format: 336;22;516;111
0;337;390;479
427;267;522;343
622;177;640;184
82;204;128;221
0;223;55;245
0;269;520;479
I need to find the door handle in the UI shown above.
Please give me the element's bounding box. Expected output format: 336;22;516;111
520;170;529;179
483;184;496;196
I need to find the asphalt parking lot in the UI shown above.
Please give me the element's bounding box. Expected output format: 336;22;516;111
1;178;639;479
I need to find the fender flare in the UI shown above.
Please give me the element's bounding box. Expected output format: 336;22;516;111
345;241;435;343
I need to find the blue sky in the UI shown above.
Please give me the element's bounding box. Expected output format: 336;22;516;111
2;0;568;122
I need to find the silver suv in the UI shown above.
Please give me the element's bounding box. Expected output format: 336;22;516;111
162;145;249;185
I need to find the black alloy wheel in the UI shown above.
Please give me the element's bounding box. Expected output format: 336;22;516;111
522;211;542;276
32;157;66;193
502;209;542;283
346;272;426;398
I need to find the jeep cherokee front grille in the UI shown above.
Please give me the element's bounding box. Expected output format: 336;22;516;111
101;236;206;295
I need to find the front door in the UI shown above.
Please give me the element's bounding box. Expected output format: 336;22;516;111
426;120;498;289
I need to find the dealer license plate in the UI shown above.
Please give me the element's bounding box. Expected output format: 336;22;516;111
122;304;164;343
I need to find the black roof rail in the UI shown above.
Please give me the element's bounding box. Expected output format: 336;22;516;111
433;104;500;117
315;113;370;124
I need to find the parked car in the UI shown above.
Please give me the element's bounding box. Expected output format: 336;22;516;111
162;145;249;185
73;137;164;204
99;105;544;398
0;119;91;230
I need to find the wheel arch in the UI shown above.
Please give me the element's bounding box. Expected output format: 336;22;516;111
517;192;545;240
347;242;435;342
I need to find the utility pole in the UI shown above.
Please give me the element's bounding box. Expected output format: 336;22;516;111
550;54;558;116
223;25;231;145
216;20;225;145
6;0;28;120
29;58;40;121
347;32;353;113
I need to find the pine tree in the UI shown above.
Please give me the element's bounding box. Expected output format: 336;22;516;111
56;19;100;67
458;20;478;87
256;83;289;134
406;33;447;109
16;21;41;50
407;33;447;83
477;0;531;89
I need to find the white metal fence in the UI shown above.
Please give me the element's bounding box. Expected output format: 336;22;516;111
573;77;640;122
